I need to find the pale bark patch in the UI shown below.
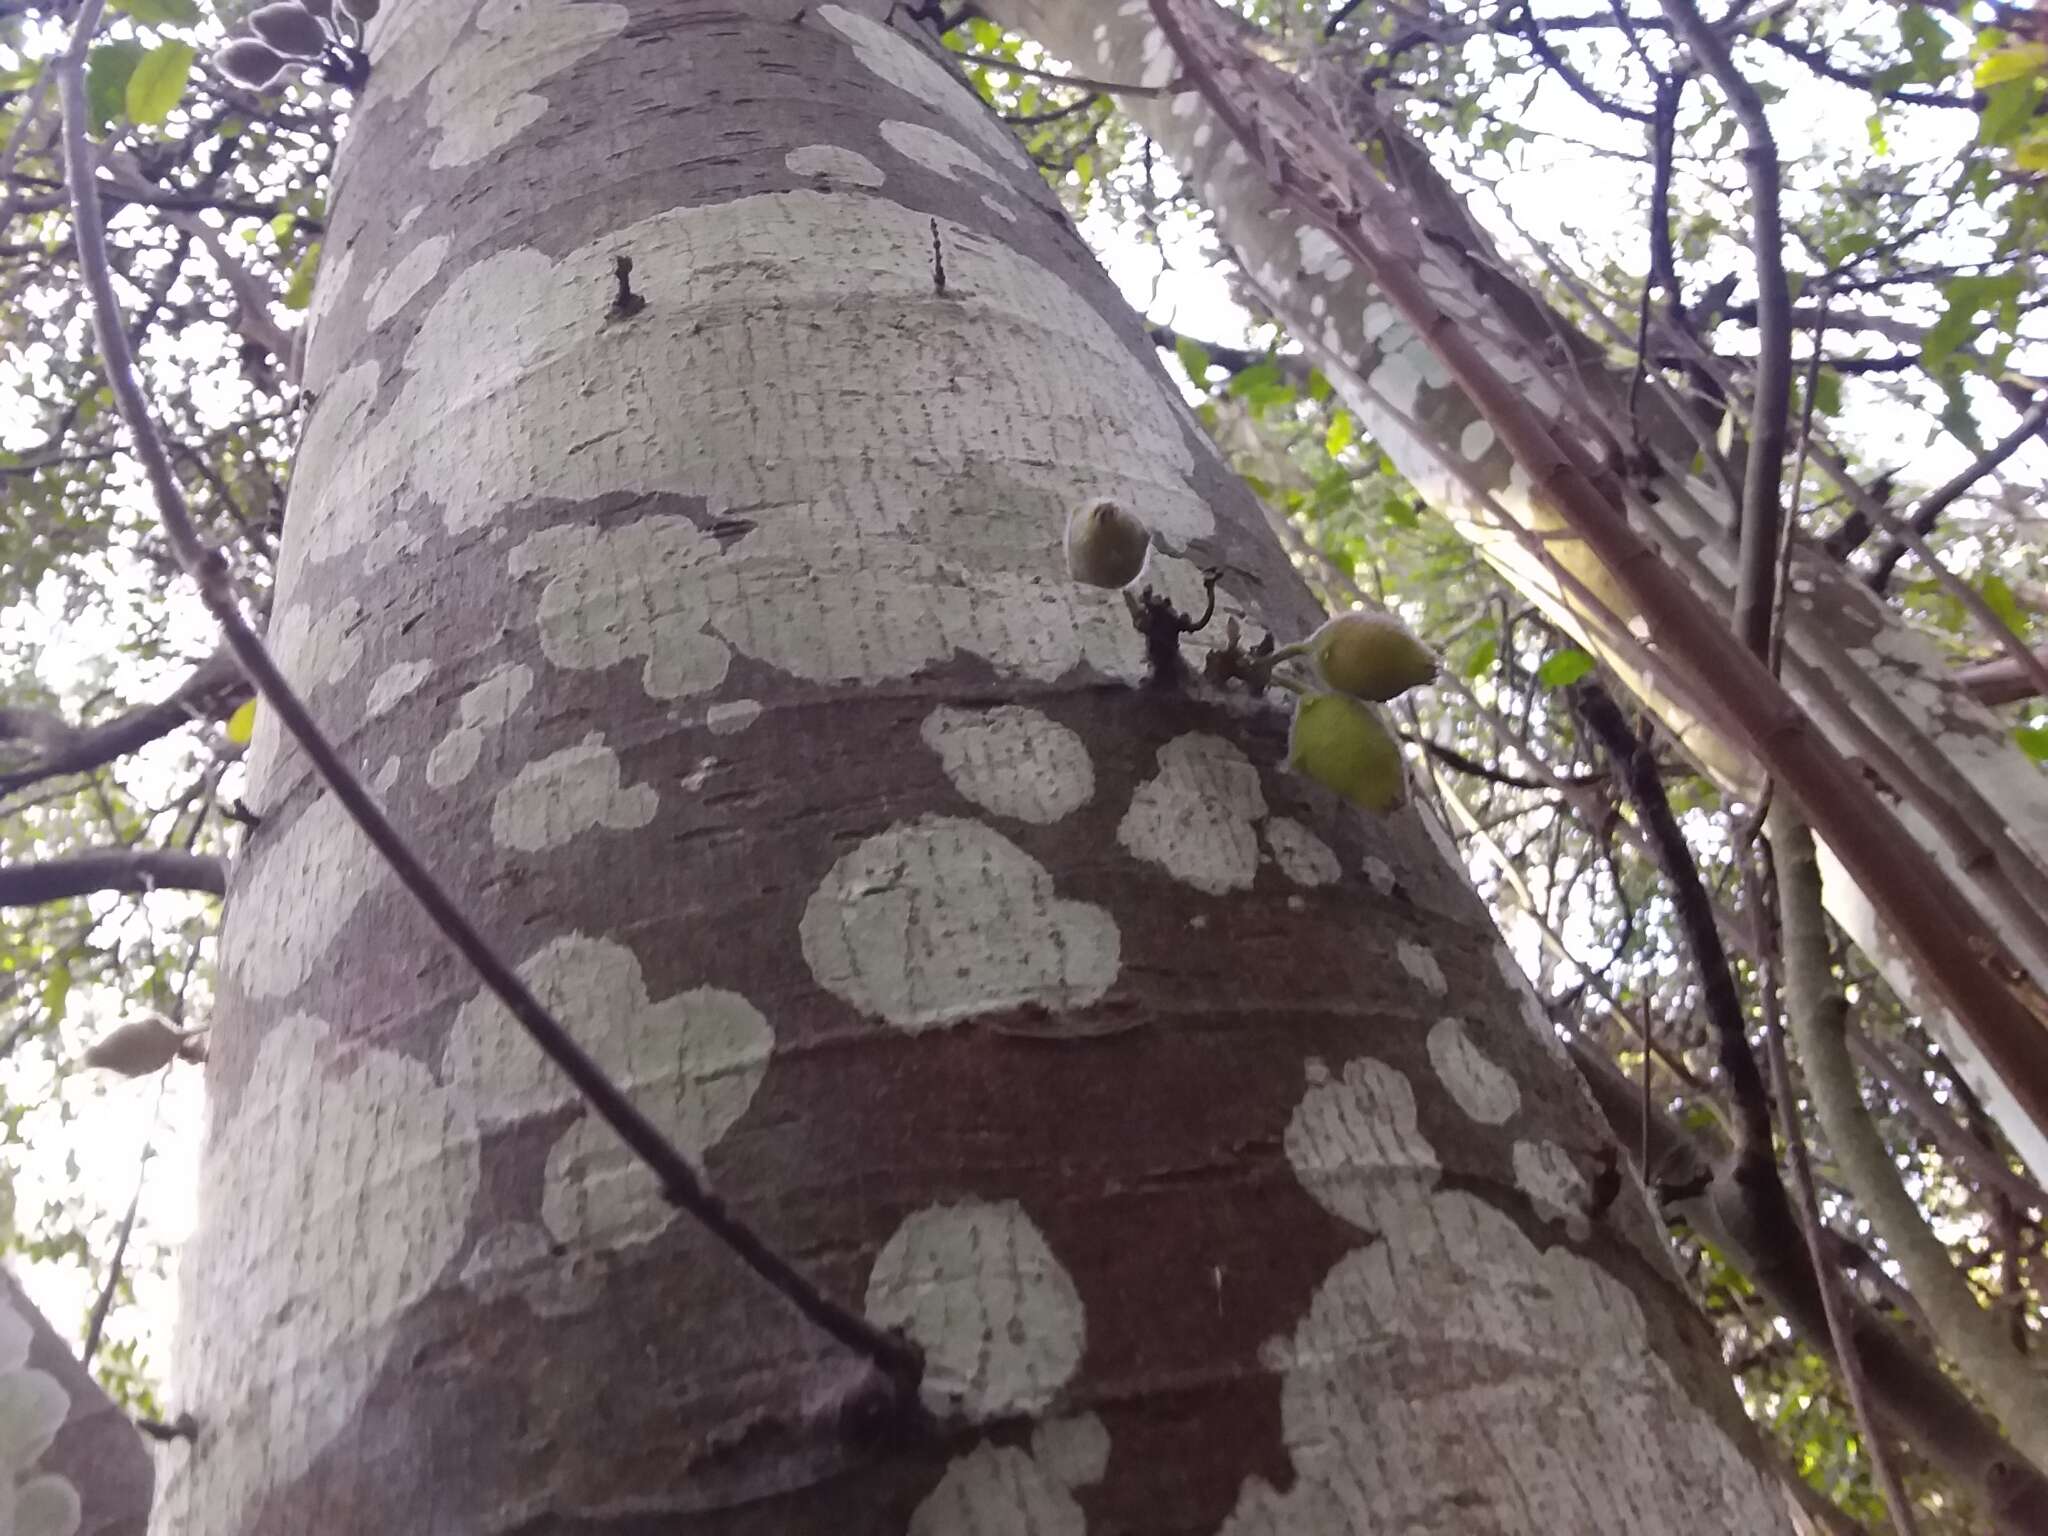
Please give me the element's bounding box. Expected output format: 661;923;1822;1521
423;0;628;169
158;1016;480;1535
1511;1139;1592;1241
221;790;390;998
818;4;1030;171
443;934;773;1145
784;144;886;186
489;732;658;851
1395;938;1446;996
364;233;451;331
800;815;1120;1031
921;704;1094;824
864;1199;1085;1420
1262;816;1340;887
705;699;762;735
1117;733;1266;894
425;662;534;788
1229;1056;1790;1533
1427;1016;1521;1125
365;658;434;719
879;120;1011;192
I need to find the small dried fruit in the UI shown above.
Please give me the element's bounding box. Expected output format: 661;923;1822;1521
213;37;289;90
250;2;329;58
1064;498;1151;590
1288;692;1406;812
82;1016;186;1078
1307;612;1437;702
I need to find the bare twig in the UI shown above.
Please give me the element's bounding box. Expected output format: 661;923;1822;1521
1869;394;2048;594
1576;681;1776;1163
951;48;1175;98
0;648;248;799
57;0;920;1398
1655;0;1790;656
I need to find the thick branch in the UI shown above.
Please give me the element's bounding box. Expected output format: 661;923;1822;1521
0;647;249;797
1770;806;2048;1468
1146;0;2048;1154
0;849;227;906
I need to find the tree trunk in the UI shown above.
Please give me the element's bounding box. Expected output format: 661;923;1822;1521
161;3;1791;1530
1;1267;153;1536
985;0;2048;1180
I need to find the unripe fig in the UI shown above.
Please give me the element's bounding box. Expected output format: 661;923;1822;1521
213;37;288;90
1064;498;1150;589
82;1016;186;1078
1288;692;1406;812
339;0;381;22
250;3;328;58
1307;611;1437;701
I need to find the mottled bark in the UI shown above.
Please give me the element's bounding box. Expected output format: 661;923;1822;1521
983;0;2048;1182
0;1266;153;1536
165;3;1788;1532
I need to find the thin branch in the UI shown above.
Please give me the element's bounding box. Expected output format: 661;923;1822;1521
0;648;249;799
1850;1028;2048;1217
0;849;227;906
1751;834;1922;1534
951;48;1177;98
1869;394;2048;593
1657;0;1790;656
1576;680;1776;1163
81;1145;148;1369
56;0;921;1400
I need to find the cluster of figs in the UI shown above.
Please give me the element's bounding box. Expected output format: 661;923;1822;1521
1065;497;1435;813
213;0;378;92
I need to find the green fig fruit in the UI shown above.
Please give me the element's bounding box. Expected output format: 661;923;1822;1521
1307;611;1437;702
1063;498;1151;589
1288;691;1406;812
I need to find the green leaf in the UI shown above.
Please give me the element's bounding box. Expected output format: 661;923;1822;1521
1324;409;1356;457
2015;725;2048;762
1981;575;2025;632
1537;648;1595;688
1980;77;2044;147
125;39;195;127
1173;334;1211;385
1899;5;1952;78
86;40;146;133
1810;369;1842;418
282;242;321;311
1462;636;1498;678
41;966;71;1027
1976;42;2048;88
113;0;203;21
224;698;258;746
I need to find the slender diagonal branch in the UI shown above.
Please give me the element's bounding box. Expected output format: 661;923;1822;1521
0;849;228;906
56;0;920;1399
1869;394;2048;593
1655;0;1790;655
1576;680;1775;1163
0;647;249;798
